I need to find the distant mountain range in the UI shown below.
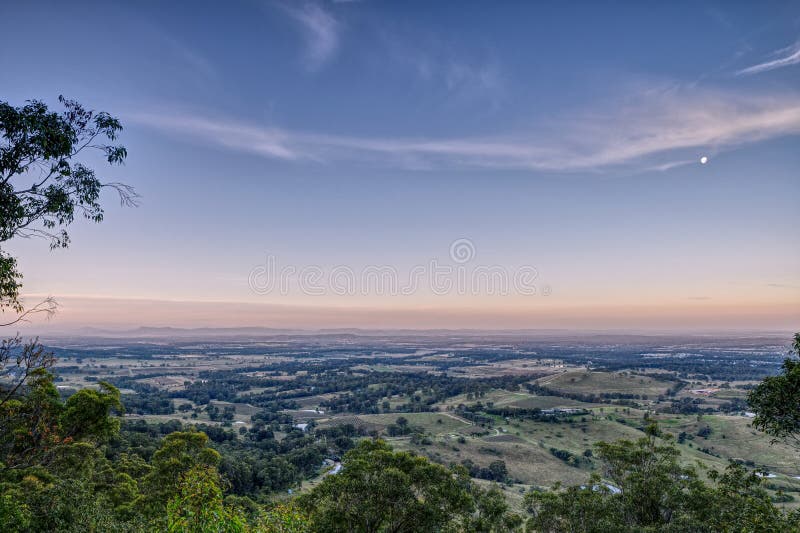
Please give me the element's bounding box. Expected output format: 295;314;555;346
22;325;793;343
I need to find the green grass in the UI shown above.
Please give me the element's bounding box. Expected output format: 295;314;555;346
386;401;799;507
540;371;671;398
656;414;800;476
507;396;598;410
358;412;472;435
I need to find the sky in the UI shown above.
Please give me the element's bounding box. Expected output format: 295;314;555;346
1;0;799;332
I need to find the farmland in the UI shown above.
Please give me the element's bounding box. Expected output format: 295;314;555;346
38;330;799;509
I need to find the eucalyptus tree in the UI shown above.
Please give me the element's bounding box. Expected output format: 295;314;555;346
0;95;135;401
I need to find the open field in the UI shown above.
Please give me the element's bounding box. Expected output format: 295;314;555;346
360;412;473;434
538;370;673;398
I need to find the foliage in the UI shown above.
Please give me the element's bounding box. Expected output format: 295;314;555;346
0;370;122;469
141;430;222;515
256;503;311;533
0;491;31;531
526;483;618;533
593;424;699;527
0;98;136;532
166;465;247;533
0;336;55;408
698;462;800;532
61;380;124;441
299;439;474;532
466;485;523;532
748;333;800;447
524;423;798;532
0;96;134;312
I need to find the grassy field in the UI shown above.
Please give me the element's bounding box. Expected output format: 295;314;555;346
359;412;473;434
437;390;595;410
308;386;800;506
125;399;260;428
656;414;799;474
539;370;672;398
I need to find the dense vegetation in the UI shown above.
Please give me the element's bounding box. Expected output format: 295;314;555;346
1;361;798;531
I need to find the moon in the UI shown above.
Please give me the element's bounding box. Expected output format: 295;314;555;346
700;156;708;165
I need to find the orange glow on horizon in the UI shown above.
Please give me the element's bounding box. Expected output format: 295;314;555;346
15;294;800;332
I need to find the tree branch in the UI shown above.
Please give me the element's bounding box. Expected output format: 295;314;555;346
0;296;58;327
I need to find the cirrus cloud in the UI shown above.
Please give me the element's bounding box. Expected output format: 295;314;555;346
737;41;800;76
132;85;800;172
279;1;340;71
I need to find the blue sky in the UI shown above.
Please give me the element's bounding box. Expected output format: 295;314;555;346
1;1;799;330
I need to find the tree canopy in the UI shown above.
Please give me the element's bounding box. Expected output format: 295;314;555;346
748;333;800;448
525;424;799;532
299;439;475;532
0;96;135;314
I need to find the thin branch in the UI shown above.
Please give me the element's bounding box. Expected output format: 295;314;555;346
0;337;55;411
0;297;58;327
104;181;140;207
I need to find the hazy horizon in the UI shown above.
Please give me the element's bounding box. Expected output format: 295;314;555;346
14;294;799;335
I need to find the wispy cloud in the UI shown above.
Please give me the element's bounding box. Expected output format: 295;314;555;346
134;114;299;159
163;36;216;79
130;16;217;80
378;32;505;108
767;283;800;290
737;41;800;75
443;61;505;107
280;2;340;71
133;86;800;172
